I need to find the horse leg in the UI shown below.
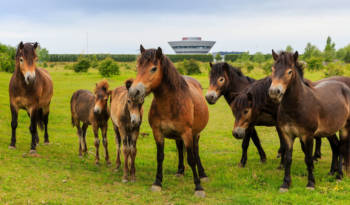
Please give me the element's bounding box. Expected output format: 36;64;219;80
130;137;137;182
239;131;251;167
29;109;39;153
194;135;207;180
184;133;204;197
276;127;285;169
82;123;88;155
301;137;315;189
250;127;267;163
101;125;110;165
280;135;295;192
175;139;185;176
10;105;18;148
114;125;122;169
122;137;129;183
92;124;100;165
151;130;164;192
325;135;339;176
340;125;350;175
313;138;322;161
77;122;83;156
43;112;50;144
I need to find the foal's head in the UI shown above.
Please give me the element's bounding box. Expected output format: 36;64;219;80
94;80;111;114
206;62;230;104
232;93;253;139
16;42;39;85
126;79;143;127
269;50;302;102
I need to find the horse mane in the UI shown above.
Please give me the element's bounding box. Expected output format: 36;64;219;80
138;49;188;91
95;79;109;93
276;51;305;81
233;77;272;111
210;63;254;84
16;42;37;65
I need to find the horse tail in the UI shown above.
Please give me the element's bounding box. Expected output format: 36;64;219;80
37;109;44;130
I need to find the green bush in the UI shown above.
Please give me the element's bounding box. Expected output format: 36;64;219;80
182;59;201;75
64;64;73;70
306;57;324;72
262;60;274;75
324;62;345;77
43;62;48;68
224;54;241;62
215;53;222;62
98;57;120;77
73;58;90;72
0;53;15;73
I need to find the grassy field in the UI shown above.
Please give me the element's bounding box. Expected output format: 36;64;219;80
1;63;350;204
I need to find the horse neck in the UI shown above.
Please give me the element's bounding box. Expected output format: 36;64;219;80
281;75;308;110
153;79;186;101
223;75;254;104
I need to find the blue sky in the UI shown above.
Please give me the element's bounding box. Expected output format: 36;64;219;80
1;0;349;54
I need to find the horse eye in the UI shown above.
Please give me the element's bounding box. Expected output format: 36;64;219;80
20;58;23;63
243;110;249;114
288;70;292;75
219;78;224;82
151;67;157;73
128;99;131;103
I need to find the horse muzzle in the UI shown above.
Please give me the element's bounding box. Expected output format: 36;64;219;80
94;105;102;114
233;127;246;139
205;91;218;105
130;114;141;127
24;71;36;85
268;85;284;102
128;83;146;104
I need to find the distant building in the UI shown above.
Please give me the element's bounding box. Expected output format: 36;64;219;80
168;37;215;54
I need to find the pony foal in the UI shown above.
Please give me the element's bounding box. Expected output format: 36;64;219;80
110;79;144;183
70;80;111;164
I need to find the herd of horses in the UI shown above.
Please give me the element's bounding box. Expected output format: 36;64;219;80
8;42;350;197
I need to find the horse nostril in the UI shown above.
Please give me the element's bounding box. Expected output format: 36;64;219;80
276;89;280;94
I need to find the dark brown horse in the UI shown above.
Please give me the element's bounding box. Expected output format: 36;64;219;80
110;79;144;183
70;80;111;164
232;76;340;172
206;62;276;166
269;50;350;191
128;45;209;197
9;42;53;153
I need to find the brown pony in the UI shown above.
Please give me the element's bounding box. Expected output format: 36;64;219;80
128;45;209;197
269;50;350;191
70;80;111;164
110;79;144;183
9;42;53;153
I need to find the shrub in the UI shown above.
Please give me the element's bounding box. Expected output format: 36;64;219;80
43;62;48;68
0;53;15;73
183;59;201;75
324;62;345;77
64;64;73;70
98;57;120;77
73;58;90;73
215;53;222;62
306;57;324;72
261;60;274;75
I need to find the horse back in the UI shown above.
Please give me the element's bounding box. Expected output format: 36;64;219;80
70;90;94;124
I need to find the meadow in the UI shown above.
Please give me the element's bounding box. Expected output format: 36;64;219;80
1;63;350;204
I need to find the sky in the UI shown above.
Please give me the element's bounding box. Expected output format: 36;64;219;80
1;0;349;54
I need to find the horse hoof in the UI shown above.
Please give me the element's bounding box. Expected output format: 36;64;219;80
95;161;100;165
106;161;112;166
238;163;245;168
306;186;315;190
279;187;288;193
175;173;184;177
29;149;37;154
151;185;162;192
261;158;267;163
130;177;136;183
194;190;206;198
8;146;16;149
44;142;50;145
122;178;128;183
200;177;209;182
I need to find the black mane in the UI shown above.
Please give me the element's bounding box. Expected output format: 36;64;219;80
275;51;304;79
210;62;254;84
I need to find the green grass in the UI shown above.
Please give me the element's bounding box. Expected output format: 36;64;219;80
1;64;350;204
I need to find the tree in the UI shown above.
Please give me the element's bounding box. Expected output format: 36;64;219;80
98;57;120;77
286;45;293;52
324;36;336;62
73;56;90;72
303;43;322;59
336;44;350;63
214;53;222;62
37;47;49;62
252;52;265;63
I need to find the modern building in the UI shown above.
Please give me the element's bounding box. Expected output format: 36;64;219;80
168;37;215;54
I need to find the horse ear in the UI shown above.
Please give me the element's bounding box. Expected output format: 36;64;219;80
140;45;145;54
293;51;299;61
18;41;24;49
125;78;133;90
272;49;278;61
209;62;213;68
156;47;163;59
33;42;38;49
